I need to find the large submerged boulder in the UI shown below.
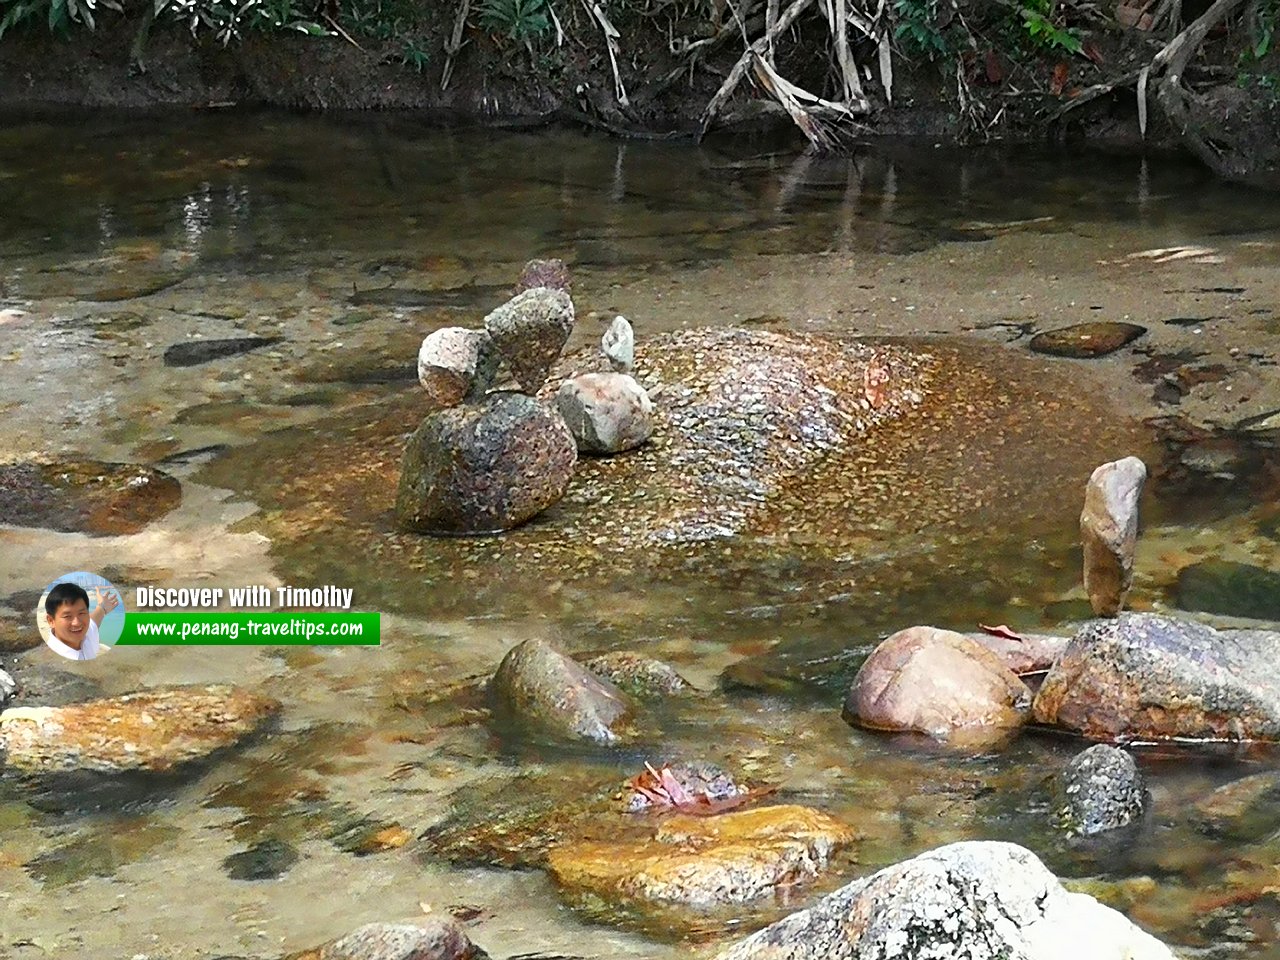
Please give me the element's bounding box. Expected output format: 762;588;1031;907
395;392;577;534
0;459;182;536
1033;613;1280;742
547;804;853;910
713;841;1176;960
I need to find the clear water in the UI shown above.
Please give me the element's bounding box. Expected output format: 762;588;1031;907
1;112;1279;960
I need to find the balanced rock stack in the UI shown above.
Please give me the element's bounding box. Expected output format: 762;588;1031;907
396;260;578;535
557;315;655;455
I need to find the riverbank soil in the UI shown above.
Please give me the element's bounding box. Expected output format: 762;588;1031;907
1;0;1278;182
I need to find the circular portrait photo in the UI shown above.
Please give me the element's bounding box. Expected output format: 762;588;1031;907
36;572;125;662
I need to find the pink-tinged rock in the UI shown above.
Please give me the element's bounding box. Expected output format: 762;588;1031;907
416;327;485;409
557;372;653;454
843;626;1032;744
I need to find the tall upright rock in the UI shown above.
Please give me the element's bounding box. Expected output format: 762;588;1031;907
1081;456;1147;616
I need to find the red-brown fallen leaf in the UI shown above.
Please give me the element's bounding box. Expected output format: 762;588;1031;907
1050;62;1070;95
985;49;1006;84
863;359;891;410
1082;40;1105;64
979;623;1027;643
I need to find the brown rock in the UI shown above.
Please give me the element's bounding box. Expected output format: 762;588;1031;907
1033;613;1280;742
394;392;577;535
0;617;42;653
0;459;182;536
1029;322;1147;359
547;804;854;908
843;626;1032;743
557;372;654;454
966;630;1068;675
0;684;279;775
1081;456;1147;616
490;638;632;744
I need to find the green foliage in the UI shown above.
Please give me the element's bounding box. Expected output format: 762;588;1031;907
1247;0;1276;60
342;0;418;41
0;0;119;39
475;0;552;43
893;0;956;60
399;37;430;71
1019;0;1082;54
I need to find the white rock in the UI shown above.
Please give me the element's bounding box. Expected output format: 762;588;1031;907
557;372;653;454
602;315;635;373
1081;456;1147;617
416;328;485;409
0;668;16;708
715;841;1176;960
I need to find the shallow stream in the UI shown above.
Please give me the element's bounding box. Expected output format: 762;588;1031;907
1;112;1279;959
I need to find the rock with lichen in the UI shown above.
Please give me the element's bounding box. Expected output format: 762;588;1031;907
395;392;577;534
580;651;691;698
713;841;1176;960
602;315;634;373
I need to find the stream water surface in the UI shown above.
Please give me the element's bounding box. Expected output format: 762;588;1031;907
1;112;1280;960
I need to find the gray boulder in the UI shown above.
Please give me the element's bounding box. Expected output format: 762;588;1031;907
484;287;574;394
1057;744;1146;836
1034;613;1280;741
556;372;654;454
1080;456;1147;616
713;841;1176;960
490;638;633;744
395;392;577;535
320;919;480;960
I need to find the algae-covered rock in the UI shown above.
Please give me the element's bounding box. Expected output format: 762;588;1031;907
490;638;632;744
580;651;691;698
547;804;854;908
0;459;182;535
0;684;279;775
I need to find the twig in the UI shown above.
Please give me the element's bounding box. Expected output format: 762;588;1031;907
697;0;817;140
441;0;471;91
324;13;364;50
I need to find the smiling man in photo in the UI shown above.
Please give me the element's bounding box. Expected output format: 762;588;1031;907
43;583;120;661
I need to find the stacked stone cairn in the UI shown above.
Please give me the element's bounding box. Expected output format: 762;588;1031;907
396;260;654;536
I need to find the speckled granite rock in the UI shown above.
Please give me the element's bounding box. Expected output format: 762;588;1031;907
580;651;691;698
484;287;574;394
557;372;654;454
395;392;577;534
602;315;634;373
1034;614;1280;741
714;841;1176;960
416;327;485;409
1057;744;1146;836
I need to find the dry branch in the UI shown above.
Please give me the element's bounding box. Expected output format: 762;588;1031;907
696;0;817;140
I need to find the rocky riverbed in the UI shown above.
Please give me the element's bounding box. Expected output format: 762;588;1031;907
0;115;1278;960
